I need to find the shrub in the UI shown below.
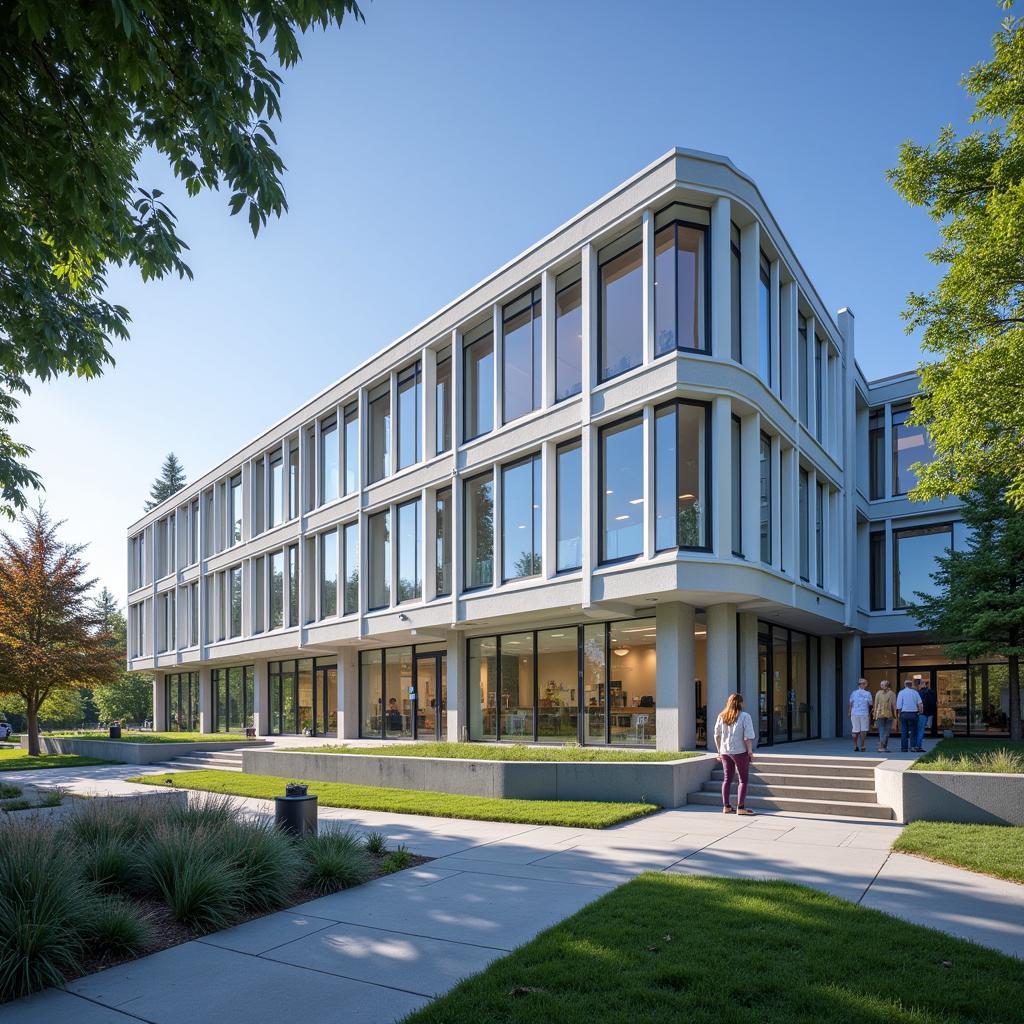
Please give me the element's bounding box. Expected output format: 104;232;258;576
65;799;165;849
80;837;143;894
301;829;373;894
364;830;388;857
38;790;63;808
0;819;89;1001
168;793;240;833
83;896;154;956
380;845;414;875
216;817;303;913
0;783;20;799
1;799;31;812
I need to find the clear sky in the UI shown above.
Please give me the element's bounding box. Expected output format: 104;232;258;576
19;0;1002;606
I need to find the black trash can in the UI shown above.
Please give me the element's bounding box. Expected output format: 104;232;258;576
275;783;318;837
109;724;121;739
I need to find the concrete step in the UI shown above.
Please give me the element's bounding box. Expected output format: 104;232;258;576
702;780;879;803
710;770;876;791
164;751;244;772
734;760;878;779
686;790;894;819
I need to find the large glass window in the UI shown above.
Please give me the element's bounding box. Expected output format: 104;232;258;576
868;408;885;500
892;403;932;496
538;629;578;741
213;665;253;733
894;523;952;608
270;550;284;629
731;415;742;556
599;227;643;381
435;488;452;596
269;454;283;529
654;401;709;551
601;416;644;562
320;417;338;504
609;619;657;746
435;353;451;454
730;223;741;362
360;650;382;737
165;672;200;732
583;623;607;745
799;468;810;582
502;453;542;581
653;207;708;355
230;474;242;545
502;287;541;423
397;362;421;470
463;322;494;441
368;510;391;610
815;336;825;441
397;498;421;602
288;441;299;518
556;439;582;572
815;482;825;588
229;565;242;637
869;531;886;610
798;315;809;425
464;471;494;590
758;252;771;384
384;647;413;738
343;404;358;495
368;382;391;484
343;521;359;615
319;530;337;618
759;432;772;564
287;544;298;626
555;265;582;401
468;637;498;741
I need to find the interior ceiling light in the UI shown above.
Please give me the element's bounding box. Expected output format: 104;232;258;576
614;647;630;656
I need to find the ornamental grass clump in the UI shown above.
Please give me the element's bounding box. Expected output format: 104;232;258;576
301;828;373;895
364;830;388;857
215;816;304;914
82;896;154;956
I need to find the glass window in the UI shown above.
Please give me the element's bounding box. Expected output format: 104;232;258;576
609;618;657;746
798;315;808;425
731;415;742;556
270;550;284;629
253;558;264;634
340;405;358;495
269;454;283;529
464;471;494;590
730;223;741;362
758;252;771;384
463;322;494;441
601;416;643;562
599;228;643;381
892;403;932;496
368;510;391;610
229;565;242;637
654;401;708;551
385;647;413;738
397;498;421;602
538;629;578;741
759;432;772;564
503;286;542;423
360;650;382;737
435;353;451;454
230;475;242;545
287;544;298;626
654;221;707;355
288;441;299;518
502;453;542;581
583;622;607;744
468;636;498;740
343;521;359;615
320;417;338;504
397;363;421;470
894;523;952;608
869;531;886;610
435;488;452;596
556;439;582;572
815;482;825;587
189;581;199;646
815;336;825;441
799;468;810;582
499;633;534;741
555;266;582;401
868;408;885;500
368;382;391;484
319;530;337;618
189;499;199;565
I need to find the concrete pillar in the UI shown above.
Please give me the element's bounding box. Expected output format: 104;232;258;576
738;612;760;698
820;637;837;739
152;672;167;731
655;602;696;751
740;412;761;561
839;633;862;738
198;667;214;733
641;208;655;365
739;221;760;373
251;658;269;735
711;396;732;558
710;197;732;360
338;648;359;739
446;632;466;742
541;268;555;409
706;603;738;743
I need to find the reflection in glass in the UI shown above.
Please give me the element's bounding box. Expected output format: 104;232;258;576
556;440;582;571
397;498;421;602
343;405;358;494
464;472;493;589
397;363;421;470
599;232;643;381
894;523;951;608
368;510;391;610
654;222;706;354
435;489;452;596
270;550;284;629
654;402;707;550
555;266;582;401
368;384;391;484
319;530;337;618
343;521;359;615
601;417;643;562
320;419;338;503
502;454;542;581
730;224;741;362
759;433;772;564
435;355;451;454
892;404;932;496
502;287;541;423
758;252;771;384
463;324;493;440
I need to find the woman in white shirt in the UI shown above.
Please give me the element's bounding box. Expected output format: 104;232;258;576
713;693;756;815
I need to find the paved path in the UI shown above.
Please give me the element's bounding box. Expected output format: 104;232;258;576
3;764;1023;1023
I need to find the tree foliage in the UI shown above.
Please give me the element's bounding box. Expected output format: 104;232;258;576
0;1;364;518
90;587;153;724
887;3;1024;508
0;508;120;753
908;477;1024;739
145;452;187;511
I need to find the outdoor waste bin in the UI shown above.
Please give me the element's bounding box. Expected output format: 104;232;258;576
109;724;121;739
275;782;318;837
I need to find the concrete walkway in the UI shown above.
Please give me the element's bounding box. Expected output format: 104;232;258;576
3;761;1022;1023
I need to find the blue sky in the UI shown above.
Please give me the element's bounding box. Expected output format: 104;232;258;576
20;0;1001;602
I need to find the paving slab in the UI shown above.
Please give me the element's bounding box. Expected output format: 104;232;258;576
428;855;635;888
199;909;338;955
0;988;137;1023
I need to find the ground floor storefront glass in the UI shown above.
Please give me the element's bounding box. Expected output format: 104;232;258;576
164;672;200;731
212;665;254;732
359;643;447;740
756;623;820;745
268;658;337;735
862;644;1018;736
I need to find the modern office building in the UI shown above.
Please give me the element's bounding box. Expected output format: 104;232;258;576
126;148;1017;750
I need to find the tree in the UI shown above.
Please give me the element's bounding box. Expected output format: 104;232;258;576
908;477;1024;740
0;1;364;518
91;587;153;725
887;3;1024;509
145;453;187;511
0;508;120;753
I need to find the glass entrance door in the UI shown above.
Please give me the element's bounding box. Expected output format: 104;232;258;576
315;664;337;736
934;668;967;737
412;652;446;740
758;632;771;745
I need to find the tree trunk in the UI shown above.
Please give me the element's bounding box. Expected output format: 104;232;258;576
1009;653;1021;742
26;699;40;756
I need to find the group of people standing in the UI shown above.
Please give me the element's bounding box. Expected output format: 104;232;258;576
849;675;937;753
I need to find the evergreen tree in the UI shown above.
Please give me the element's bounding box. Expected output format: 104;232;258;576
908;477;1024;740
145;453;187;511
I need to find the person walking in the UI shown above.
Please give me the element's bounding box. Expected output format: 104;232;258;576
713;692;756;815
873;679;896;752
848;678;873;752
897;678;924;752
917;676;937;748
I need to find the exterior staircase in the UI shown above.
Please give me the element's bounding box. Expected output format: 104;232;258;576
155;750;245;773
687;754;894;819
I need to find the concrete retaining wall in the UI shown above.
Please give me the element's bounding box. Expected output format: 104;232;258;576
25;736;268;764
242;749;717;807
875;762;1024;825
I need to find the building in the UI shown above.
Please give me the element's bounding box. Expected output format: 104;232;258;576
126;148;1016;749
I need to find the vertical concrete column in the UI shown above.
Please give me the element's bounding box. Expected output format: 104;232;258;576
338;648;359;739
655;602;696;752
541;268;555;409
641;209;655;366
492;303;503;430
251;658;269;735
805;316;817;437
807;469;819;587
706;604;738;742
198;667;214;733
580;243;596;609
739;221;760;372
738;612;760;697
152;673;167;731
711;396;732;558
771;436;783;572
710;196;732;360
770;259;781;394
541;439;556;580
446;632;466;742
780;446;797;578
423;345;437;462
840;633;862;738
781;280;798;407
740;412;762;561
820;638;837;738
837;308;857;627
642;406;656;560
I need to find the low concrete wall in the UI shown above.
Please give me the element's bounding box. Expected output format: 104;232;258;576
242;748;717;807
875;761;1024;825
24;736;268;764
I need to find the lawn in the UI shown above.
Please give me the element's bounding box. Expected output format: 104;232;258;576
400;873;1022;1024
132;769;659;828
48;731;263;744
0;748;115;771
284;741;697;763
894;821;1024;884
913;738;1024;773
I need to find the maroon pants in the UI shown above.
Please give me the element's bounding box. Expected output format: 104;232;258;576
721;752;751;808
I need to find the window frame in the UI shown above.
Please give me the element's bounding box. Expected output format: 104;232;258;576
653;398;712;553
598;412;645;566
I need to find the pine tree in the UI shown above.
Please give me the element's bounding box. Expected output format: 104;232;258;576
145;453;186;511
908;477;1024;740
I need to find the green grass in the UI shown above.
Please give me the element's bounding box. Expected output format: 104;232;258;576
283;741;695;762
913;739;1024;773
0;749;115;771
48;731;263;744
894;821;1024;884
131;770;659;828
400;873;1021;1024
